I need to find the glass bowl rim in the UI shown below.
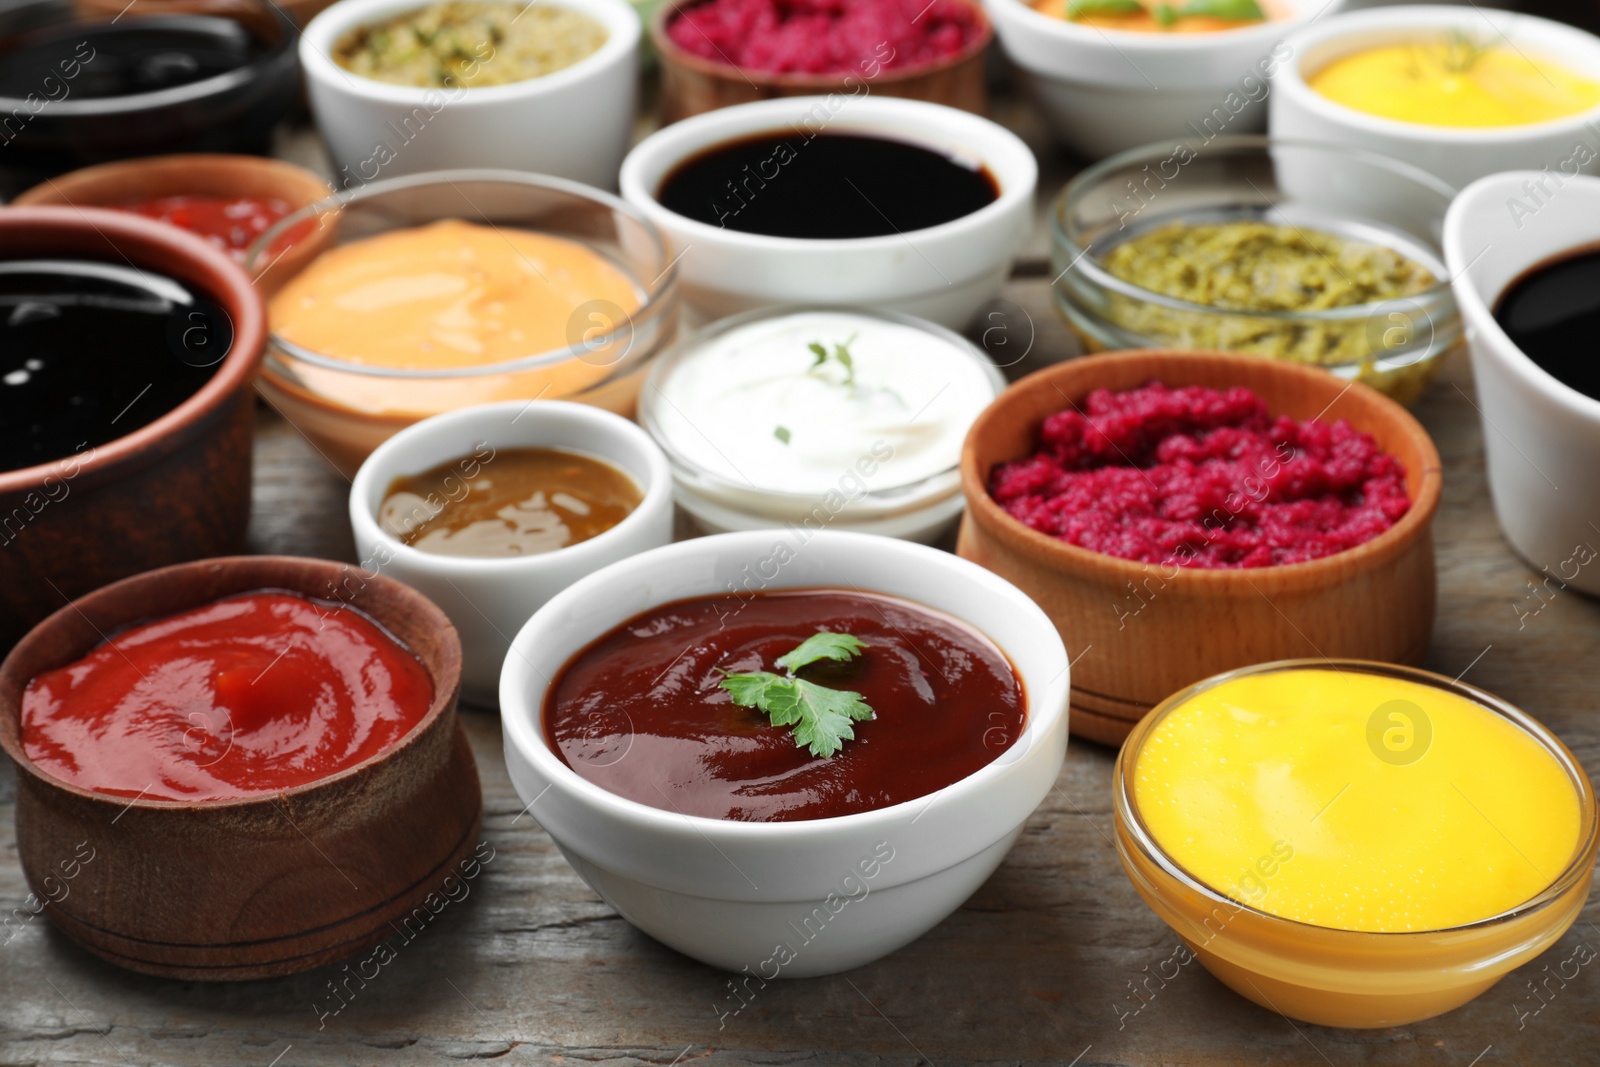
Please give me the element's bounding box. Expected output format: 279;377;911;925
1053;135;1461;323
245;167;677;380
1113;656;1600;938
637;303;1005;505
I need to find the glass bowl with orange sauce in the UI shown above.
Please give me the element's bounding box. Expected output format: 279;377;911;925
246;169;679;476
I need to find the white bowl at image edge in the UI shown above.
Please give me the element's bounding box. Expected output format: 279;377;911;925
499;530;1071;975
618;95;1037;330
301;0;640;190
349;400;675;706
1444;172;1600;595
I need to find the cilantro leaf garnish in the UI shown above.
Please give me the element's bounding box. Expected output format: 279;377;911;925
776;631;867;672
719;632;874;758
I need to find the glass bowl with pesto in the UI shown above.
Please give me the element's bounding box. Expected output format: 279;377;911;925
1052;136;1461;405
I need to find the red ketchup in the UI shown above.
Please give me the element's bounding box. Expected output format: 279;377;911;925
116;195;298;262
545;589;1026;822
21;592;434;801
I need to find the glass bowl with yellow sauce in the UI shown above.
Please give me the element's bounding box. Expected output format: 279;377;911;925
1268;6;1600;190
246;169;679;476
1113;659;1599;1029
1053;136;1461;405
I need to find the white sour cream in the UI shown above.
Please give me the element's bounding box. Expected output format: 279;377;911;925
648;310;1001;498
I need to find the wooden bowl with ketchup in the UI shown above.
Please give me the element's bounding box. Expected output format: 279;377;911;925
0;555;483;981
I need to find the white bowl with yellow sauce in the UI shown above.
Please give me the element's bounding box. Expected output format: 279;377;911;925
983;0;1344;158
246;169;679;476
1270;6;1600;190
301;0;639;189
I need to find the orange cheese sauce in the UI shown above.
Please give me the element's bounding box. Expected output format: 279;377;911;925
270;219;639;373
1033;0;1279;32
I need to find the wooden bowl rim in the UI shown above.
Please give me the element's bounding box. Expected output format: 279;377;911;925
0;206;267;495
650;0;993;88
959;349;1444;587
0;555;464;813
9;153;334;209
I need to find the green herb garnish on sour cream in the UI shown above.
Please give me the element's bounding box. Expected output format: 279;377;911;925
719;632;875;758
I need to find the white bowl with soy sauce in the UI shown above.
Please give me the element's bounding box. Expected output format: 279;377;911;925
349;399;674;706
618;95;1037;330
1444;171;1600;595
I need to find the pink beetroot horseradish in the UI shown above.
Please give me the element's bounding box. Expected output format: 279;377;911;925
665;0;982;76
988;382;1411;568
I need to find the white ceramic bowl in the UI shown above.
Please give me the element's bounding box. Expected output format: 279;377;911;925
499;530;1070;975
301;0;639;190
638;305;1007;544
617;96;1037;330
350;400;674;706
1444;172;1600;596
984;0;1342;159
1271;6;1600;191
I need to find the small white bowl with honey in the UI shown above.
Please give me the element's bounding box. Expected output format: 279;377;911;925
350;399;674;706
1270;7;1600;189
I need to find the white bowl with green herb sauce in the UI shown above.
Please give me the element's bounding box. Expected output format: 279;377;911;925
301;0;639;189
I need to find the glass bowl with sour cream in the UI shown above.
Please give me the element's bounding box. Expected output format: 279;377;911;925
638;306;1006;544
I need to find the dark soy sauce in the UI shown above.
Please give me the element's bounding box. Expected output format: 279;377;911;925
0;260;226;473
0;15;264;101
656;131;1000;239
1495;245;1600;400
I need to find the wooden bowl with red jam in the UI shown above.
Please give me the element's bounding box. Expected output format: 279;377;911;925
500;529;1070;977
0;206;267;653
957;349;1443;745
0;556;483;980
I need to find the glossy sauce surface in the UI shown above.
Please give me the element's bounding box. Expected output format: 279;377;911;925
0;16;265;101
269;219;640;370
118;194;297;261
657;132;998;239
1134;669;1581;931
544;590;1026;821
22;592;435;801
0;259;223;473
379;447;642;557
1495;245;1600;400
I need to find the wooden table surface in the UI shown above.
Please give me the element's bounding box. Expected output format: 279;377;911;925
3;99;1597;1067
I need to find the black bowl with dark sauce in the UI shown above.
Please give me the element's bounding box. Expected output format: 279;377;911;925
0;0;298;192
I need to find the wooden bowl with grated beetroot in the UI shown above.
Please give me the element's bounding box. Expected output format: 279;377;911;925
650;0;992;124
957;349;1442;745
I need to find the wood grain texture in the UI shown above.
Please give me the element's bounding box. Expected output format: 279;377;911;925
0;114;1596;1064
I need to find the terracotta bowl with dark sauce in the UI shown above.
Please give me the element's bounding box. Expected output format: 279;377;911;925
0;205;267;654
0;555;483;981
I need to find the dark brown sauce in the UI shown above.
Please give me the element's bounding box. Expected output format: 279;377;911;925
543;589;1026;822
656;131;999;239
1495;243;1600;400
380;447;641;557
0;259;227;473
